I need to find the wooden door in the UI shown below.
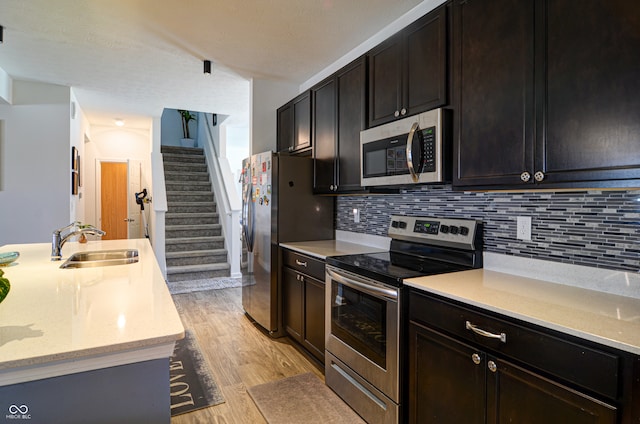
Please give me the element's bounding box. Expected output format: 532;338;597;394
537;0;640;186
408;322;486;423
368;34;403;127
101;162;128;240
303;276;325;362
453;0;535;189
486;356;617;424
337;56;367;193
405;3;448;117
282;267;303;343
312;76;337;193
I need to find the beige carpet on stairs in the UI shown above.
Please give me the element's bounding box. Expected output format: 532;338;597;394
247;373;366;424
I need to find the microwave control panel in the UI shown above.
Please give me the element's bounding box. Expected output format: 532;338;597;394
388;215;481;250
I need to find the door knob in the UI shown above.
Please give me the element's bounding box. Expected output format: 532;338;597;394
123;218;135;222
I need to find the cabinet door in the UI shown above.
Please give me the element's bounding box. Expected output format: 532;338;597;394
405;4;447;117
282;267;303;343
408;322;485;424
303;276;325;362
293;92;311;152
277;102;294;153
312;77;337;193
537;0;640;186
368;34;403;127
453;0;535;188
487;357;617;424
336;57;367;193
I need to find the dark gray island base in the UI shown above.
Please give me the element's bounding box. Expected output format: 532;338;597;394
1;359;170;424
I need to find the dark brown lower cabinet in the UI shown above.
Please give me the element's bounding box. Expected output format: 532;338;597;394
408;290;639;424
409;323;616;423
281;249;326;362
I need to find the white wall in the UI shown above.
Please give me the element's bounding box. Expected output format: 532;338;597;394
0;80;71;244
0;67;12;105
250;78;297;154
161;108;199;147
83;125;152;231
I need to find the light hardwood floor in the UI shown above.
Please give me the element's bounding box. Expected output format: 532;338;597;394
170;286;324;423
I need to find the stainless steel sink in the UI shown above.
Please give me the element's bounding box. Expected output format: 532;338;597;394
60;249;139;269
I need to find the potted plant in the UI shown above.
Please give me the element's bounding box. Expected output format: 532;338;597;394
178;110;197;147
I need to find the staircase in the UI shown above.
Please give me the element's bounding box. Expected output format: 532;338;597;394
162;145;230;282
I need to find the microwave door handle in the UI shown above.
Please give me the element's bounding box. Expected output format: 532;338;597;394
406;122;421;182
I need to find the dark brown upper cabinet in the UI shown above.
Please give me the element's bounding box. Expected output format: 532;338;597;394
453;0;640;190
367;3;448;128
312;57;368;194
277;91;311;155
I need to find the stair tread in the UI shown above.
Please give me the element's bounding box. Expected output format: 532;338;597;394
166;212;219;217
166;262;231;274
167;201;216;206
166;223;221;229
165;235;224;243
166;249;227;258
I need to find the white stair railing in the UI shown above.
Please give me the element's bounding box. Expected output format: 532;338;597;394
198;113;242;278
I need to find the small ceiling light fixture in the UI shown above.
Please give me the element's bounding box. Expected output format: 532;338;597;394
203;60;212;75
114;118;125;127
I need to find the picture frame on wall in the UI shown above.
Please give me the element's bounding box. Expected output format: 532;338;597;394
77;155;81;187
72;146;78;171
72;171;78;195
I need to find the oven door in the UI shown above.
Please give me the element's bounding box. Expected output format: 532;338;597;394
325;266;400;403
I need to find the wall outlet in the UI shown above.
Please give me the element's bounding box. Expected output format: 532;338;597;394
353;208;360;223
516;216;532;241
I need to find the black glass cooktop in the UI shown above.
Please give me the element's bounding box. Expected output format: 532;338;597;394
326;251;472;287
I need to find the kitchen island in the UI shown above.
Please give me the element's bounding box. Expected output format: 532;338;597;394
0;239;184;424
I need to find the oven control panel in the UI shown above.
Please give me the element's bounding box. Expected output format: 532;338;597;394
388;215;481;250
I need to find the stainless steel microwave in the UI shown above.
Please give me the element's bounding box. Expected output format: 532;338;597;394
360;108;449;187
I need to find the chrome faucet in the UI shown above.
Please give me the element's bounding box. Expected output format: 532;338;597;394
51;222;106;261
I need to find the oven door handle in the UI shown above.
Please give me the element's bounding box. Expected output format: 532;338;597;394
327;268;398;301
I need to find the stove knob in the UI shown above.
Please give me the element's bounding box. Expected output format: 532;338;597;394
399;221;407;229
460;226;469;236
450;226;459;235
440;225;449;234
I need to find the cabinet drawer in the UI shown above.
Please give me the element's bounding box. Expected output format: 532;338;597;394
409;290;620;400
282;249;325;280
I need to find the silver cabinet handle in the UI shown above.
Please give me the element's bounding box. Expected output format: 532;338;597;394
295;259;307;267
401;108;407;116
406;122;421;183
471;353;482;365
394;110;400;117
520;171;531;182
488;360;497;373
534;171;545;182
465;321;507;343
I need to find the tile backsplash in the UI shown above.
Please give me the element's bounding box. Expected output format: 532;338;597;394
336;186;640;272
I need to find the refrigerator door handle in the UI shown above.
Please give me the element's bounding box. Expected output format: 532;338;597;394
242;182;255;252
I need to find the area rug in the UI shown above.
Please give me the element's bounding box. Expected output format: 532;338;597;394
247;373;366;424
169;330;225;416
167;276;251;295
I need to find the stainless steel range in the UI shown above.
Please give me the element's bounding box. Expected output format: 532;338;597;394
325;215;483;424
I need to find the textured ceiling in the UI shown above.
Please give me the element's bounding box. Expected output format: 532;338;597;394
0;0;424;129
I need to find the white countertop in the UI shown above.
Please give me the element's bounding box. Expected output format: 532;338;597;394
406;269;640;355
0;239;184;383
280;239;387;260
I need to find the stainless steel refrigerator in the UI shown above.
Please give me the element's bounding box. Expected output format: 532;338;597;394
241;151;334;336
